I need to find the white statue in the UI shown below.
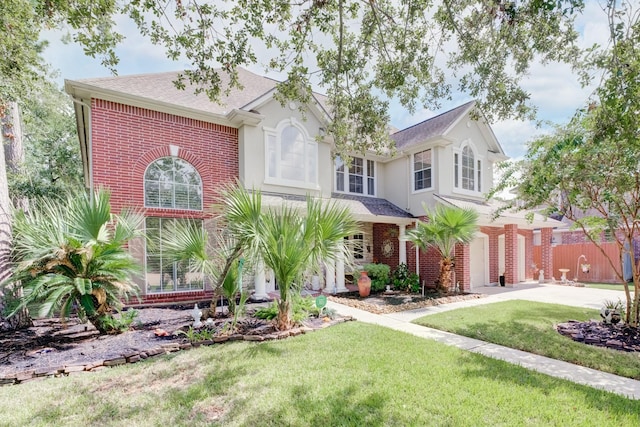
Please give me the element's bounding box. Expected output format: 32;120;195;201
191;303;203;328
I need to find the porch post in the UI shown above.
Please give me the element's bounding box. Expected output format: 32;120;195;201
541;227;553;282
399;224;407;264
251;259;269;300
415;246;420;275
336;254;347;292
325;261;336;293
504;224;519;286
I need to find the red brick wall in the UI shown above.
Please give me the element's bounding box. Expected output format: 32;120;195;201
481;226;502;284
90;99;239;303
372;223;400;268
90;99;238;216
504;224;519;284
454;243;470;292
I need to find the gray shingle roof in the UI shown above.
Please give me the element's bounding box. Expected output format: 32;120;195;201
70;67;329;116
391;101;475;150
331;193;413;218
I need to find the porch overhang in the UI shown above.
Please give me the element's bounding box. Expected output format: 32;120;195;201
435;195;566;230
260;193;415;225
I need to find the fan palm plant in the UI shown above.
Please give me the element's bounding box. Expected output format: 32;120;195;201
406;204;478;294
3;189;143;334
165;184;360;330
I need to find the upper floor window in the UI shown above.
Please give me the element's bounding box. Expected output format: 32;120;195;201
265;119;317;188
413;149;432;192
144;157;202;210
454;142;482;194
335;156;375;196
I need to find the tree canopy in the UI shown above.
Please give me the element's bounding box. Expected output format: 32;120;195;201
491;1;640;326
1;0;590;157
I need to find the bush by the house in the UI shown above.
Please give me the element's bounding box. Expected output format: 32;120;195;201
363;263;390;292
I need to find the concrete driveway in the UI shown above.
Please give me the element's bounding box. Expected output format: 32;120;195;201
385;282;630;323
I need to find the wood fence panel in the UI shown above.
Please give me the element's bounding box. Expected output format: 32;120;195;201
533;243;621;283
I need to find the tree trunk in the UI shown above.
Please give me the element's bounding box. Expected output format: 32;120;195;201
438;257;453;294
276;298;292;331
0;102;32;330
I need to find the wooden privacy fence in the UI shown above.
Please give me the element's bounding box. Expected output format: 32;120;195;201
533;242;622;283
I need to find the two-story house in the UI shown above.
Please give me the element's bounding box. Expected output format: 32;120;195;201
65;67;561;305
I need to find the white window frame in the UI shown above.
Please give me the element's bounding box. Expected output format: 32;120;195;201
334;155;376;196
144;156;203;211
453;140;484;196
264;118;319;190
144;217;205;294
412;149;433;193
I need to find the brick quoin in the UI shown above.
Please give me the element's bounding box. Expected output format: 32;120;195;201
454;243;470;292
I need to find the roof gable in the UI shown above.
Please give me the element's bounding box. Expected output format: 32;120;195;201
391;101;475;150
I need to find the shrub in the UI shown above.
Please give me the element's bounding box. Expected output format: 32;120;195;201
392;263;421;293
363;263;390;292
255;296;317;323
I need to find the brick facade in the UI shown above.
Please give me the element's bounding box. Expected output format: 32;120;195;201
91;99;239;303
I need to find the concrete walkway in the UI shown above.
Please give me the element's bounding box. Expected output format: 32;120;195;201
327;283;640;400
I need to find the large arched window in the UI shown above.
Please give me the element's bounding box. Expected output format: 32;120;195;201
454;142;482;194
144;157;202;210
265;119;318;188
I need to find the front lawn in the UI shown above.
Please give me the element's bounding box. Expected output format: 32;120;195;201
413;300;640;379
0;322;638;426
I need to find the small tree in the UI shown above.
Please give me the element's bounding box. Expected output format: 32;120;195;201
406;205;478;294
220;185;360;330
2;189;143;334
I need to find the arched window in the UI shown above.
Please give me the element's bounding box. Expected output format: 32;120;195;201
265;119;318;188
461;145;475;191
454;142;482;194
144;157;202;210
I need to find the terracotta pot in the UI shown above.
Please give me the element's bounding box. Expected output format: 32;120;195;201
358;271;371;297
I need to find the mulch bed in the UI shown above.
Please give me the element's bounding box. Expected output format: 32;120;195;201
0;304;352;385
328;290;487;314
556;320;640;352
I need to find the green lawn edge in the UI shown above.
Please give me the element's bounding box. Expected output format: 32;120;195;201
0;322;638;426
412;299;640;380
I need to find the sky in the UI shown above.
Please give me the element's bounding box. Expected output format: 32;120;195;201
41;2;610;159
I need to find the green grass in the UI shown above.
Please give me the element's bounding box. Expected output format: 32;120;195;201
584;282;629;291
413;300;640;380
1;322;639;426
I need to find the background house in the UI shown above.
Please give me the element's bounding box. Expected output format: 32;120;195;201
65;67;562;305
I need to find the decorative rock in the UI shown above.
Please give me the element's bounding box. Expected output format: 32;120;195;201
263;334;278;340
289;329;302;336
146;348;165;357
276;331;291;339
103;357;126;367
15;371;35;382
64;365;86;374
213;336;229;343
243;335;265;342
179;343;192;350
228;334;244;341
126;355;141;363
35;367;61;377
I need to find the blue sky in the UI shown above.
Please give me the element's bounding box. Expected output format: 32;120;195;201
41;2;608;159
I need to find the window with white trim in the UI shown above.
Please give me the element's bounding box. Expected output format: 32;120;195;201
344;234;364;260
265;119;318;188
454;143;482;193
145;217;204;293
335;156;375;196
144;157;202;210
413;149;432;191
